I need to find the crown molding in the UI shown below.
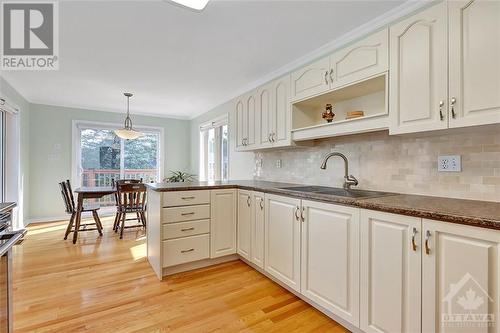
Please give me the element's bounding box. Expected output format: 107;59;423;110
188;0;436;120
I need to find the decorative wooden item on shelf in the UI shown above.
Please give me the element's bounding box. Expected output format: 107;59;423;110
346;110;364;120
322;104;335;123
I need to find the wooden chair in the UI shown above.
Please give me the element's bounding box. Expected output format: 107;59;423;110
115;182;147;239
111;179;142;232
59;180;103;242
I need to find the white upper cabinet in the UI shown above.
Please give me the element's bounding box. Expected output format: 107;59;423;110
235;98;246;150
301;200;360;326
389;2;449;134
210;189;237;258
421;219;500;333
264;194;301;292
448;0;500;128
360;210;422;333
237;190;252;261
251;192;265;269
257;83;273;148
330;28;388;89
291;56;330;102
245;93;258;148
271;75;291;147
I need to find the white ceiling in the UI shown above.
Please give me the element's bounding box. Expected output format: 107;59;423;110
2;0;407;119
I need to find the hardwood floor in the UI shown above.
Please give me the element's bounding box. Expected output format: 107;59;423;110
13;217;350;332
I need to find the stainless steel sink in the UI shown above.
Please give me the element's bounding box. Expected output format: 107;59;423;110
278;186;393;199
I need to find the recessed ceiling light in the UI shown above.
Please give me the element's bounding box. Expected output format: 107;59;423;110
169;0;210;11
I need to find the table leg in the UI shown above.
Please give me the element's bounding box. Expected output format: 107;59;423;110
72;193;84;244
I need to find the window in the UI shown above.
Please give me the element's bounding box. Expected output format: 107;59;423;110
74;122;162;206
199;115;228;181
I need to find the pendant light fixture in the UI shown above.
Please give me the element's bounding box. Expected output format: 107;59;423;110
114;92;142;140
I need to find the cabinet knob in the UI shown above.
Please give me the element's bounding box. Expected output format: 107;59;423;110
450;97;457;119
411;227;418;251
425;230;432;255
439;100;444;121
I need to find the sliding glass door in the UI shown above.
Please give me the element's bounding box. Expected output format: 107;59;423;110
76;123;161;205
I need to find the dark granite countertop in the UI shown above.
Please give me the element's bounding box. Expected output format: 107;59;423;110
0;202;16;214
146;181;500;230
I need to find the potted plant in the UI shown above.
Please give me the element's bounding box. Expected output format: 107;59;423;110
164;171;197;183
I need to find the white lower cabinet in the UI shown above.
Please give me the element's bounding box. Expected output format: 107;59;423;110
360;209;422;333
421;219;500;333
210;189;237;258
264;194;301;292
237;189;252;260
301;200;360;326
251;192;265;268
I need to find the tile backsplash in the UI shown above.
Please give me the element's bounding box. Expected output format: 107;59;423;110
254;129;500;202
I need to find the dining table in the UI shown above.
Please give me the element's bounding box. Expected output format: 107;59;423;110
73;187;116;243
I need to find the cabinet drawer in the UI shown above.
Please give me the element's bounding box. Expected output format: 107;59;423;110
162;219;210;240
163;205;210;223
162;190;210;207
162;234;210;267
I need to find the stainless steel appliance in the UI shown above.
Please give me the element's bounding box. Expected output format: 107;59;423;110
0;204;26;333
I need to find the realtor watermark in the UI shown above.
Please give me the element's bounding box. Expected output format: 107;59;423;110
1;1;59;70
442;272;495;328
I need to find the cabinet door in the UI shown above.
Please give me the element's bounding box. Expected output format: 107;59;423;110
237;189;252;260
422;219;500;333
301;200;360;326
360;210;421;333
272;75;291;147
389;2;448;135
246;93;257;148
449;0;500;128
330;28;388;89
257;83;273;148
235;98;246;150
251;192;265;269
291;56;330;101
210;189;237;258
264;194;301;292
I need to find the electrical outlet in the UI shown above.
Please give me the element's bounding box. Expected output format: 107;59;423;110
276;159;282;169
438;155;461;172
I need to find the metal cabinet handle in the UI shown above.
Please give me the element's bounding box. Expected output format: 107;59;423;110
329;68;334;83
300;207;306;222
272;133;276;142
181;227;195;232
181;196;195;200
324;71;329;85
411;227;418;251
247;195;251;207
425;230;432;255
181;248;194;253
259;198;264;210
268;133;272;143
439;100;444;121
181;212;195;216
294;206;300;220
450;97;457;119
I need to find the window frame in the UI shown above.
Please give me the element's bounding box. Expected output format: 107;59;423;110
71;120;164;188
199;114;229;182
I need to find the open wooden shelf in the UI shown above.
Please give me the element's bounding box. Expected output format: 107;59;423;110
291;74;389;141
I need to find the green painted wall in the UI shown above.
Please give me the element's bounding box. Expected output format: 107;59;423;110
29;103;191;220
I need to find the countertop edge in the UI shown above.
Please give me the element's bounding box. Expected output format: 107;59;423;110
146;183;500;231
